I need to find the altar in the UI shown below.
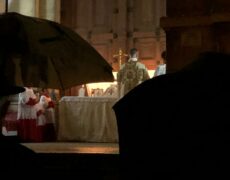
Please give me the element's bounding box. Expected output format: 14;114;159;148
57;96;119;142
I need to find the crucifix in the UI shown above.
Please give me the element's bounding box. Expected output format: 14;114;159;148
113;48;128;69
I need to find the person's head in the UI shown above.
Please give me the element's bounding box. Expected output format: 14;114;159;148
0;77;25;131
161;51;167;63
154;61;159;67
129;48;138;60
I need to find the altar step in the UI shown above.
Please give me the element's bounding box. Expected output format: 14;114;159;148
22;142;120;179
22;142;119;154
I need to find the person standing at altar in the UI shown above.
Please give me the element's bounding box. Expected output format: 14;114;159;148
39;88;56;141
17;87;41;142
153;50;167;77
117;48;150;98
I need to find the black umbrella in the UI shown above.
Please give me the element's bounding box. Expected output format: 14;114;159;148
0;12;114;90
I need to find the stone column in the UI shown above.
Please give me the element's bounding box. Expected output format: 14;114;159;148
6;0;60;22
0;0;5;13
39;0;60;22
19;0;36;16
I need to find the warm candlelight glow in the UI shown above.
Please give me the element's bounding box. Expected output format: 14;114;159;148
86;70;155;96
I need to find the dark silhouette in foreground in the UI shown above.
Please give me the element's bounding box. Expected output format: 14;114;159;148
113;52;230;179
0;77;43;176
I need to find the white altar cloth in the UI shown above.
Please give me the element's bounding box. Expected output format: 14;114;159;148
57;96;118;142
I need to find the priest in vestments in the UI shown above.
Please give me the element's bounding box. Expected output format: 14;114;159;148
117;48;150;98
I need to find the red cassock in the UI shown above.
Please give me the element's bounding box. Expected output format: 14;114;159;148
17;87;43;142
39;94;56;141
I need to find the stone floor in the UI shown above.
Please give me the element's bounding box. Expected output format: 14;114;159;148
22;142;119;154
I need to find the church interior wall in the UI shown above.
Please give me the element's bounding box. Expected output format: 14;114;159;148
161;0;230;73
60;0;166;72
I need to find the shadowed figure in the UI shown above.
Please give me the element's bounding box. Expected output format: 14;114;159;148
153;50;167;77
0;78;44;176
113;52;230;179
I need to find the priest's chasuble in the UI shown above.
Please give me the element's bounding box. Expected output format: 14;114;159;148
117;61;150;98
